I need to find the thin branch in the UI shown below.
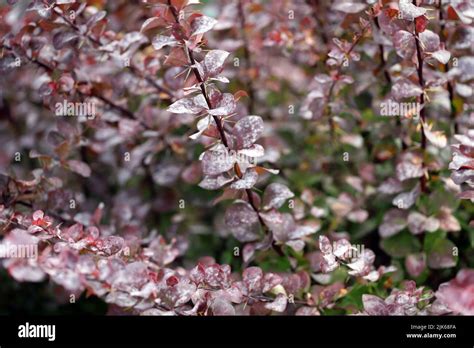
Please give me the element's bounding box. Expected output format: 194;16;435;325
237;0;256;114
308;0;328;46
46;1;173;98
373;16;408;150
15;200;70;224
413;0;427;193
438;0;457;134
373;17;391;85
324;21;371;137
1;44;148;128
167;1;290;262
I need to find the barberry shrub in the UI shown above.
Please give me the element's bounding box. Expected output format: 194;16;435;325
0;0;473;316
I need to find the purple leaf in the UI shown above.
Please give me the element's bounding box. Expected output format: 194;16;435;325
238;144;265;158
152;35;177;50
396;152;424;181
140;17;164;33
242;267;263;294
201;144;235;176
332;2;366;13
191;16;218;36
52;31;80;50
405;253;426;277
422;122;447;148
262;273;283;292
431;49;451;64
347;249;375;276
392;184;420;210
67;160;91;178
224;202;260;242
362;294;387;315
203;49;229;78
319;235;332;254
86;10;107;28
199;174;233;190
379;209;408;238
457;57;474;83
259;210;295;242
321;253;339;273
190;116;214;140
348;209;368;223
262;183;295;210
232;115;264;149
436;269;474;315
230;169;259;190
289;223;318;239
167;94;208;114
264;293;288;312
296;306;320;315
393;30;415;60
407;211;439;235
419;30;440;53
211;298;235;315
96;235;125;255
399;1;426;21
437;207;461;232
332;239;352;259
392;78;423;100
208;93;235;116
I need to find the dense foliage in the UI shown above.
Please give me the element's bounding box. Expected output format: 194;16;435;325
0;0;473;316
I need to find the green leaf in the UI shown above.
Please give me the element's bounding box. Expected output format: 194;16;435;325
420;189;459;215
338;283;371;311
424;232;458;269
423;231;446;251
459;220;474;248
352;218;379;239
380;231;421;258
